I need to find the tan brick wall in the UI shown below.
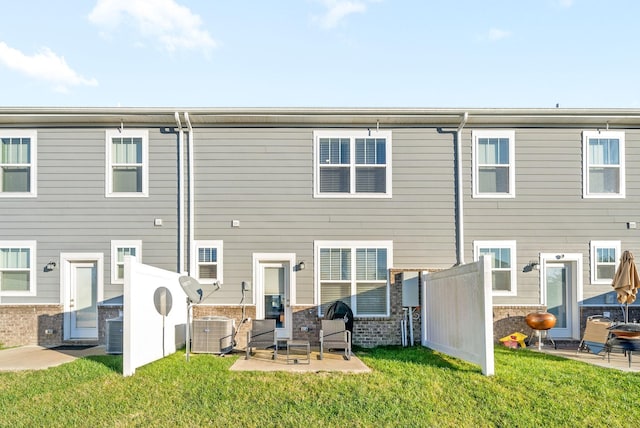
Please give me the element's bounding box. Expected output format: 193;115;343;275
0;305;63;347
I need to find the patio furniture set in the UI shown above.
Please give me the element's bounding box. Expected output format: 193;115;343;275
577;315;640;368
245;319;352;364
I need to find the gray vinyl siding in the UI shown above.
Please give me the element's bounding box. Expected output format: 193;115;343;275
1;128;179;304
463;127;640;306
192;127;457;305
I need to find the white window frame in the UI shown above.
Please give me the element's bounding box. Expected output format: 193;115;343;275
0;130;37;198
472;130;515;198
191;240;224;285
590;240;620;285
0;240;37;296
314;240;393;318
582;130;625;198
313;130;392;198
111;240;141;284
105;129;149;197
473;240;517;296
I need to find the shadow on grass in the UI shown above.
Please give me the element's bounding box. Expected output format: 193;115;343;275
84;355;123;373
356;345;480;373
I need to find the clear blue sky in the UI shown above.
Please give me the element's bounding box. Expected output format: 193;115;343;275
1;0;639;108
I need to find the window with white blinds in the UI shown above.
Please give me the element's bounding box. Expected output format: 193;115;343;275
191;240;223;284
105;129;149;197
0;131;37;197
316;241;392;317
0;241;36;295
583;131;625;198
314;130;392;198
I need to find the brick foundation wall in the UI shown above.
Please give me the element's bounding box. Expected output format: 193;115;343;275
0;305;63;347
492;305;547;342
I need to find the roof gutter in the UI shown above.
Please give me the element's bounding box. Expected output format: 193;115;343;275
456;112;469;265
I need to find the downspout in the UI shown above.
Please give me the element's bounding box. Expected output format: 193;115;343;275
175;112;185;273
456;112;469;265
185;112;194;276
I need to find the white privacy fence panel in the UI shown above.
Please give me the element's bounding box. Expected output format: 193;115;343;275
421;256;494;376
123;256;186;376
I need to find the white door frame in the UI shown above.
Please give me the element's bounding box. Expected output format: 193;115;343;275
540;253;583;340
253;253;296;340
60;253;104;340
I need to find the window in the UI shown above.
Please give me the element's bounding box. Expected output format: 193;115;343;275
583;131;625;198
191;240;223;284
0;241;36;296
590;241;620;284
314;130;392;198
472;130;515;198
105;129;149;197
315;240;392;317
111;240;141;284
0;131;36;197
474;240;517;296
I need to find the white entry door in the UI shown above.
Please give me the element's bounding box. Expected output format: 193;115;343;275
254;254;296;340
541;253;582;340
70;262;99;339
62;253;103;341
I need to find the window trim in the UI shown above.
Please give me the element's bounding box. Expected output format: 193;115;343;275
313;130;393;198
0;240;37;296
472;130;515;199
0;130;37;198
314;240;393;318
582;130;625;199
105;129;149;198
111;240;141;284
590;240;621;285
473;240;517;296
190;240;224;285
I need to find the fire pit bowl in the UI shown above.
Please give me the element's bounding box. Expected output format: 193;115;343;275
525;312;557;331
609;323;640;339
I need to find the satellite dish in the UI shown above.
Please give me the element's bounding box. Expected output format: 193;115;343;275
179;276;204;303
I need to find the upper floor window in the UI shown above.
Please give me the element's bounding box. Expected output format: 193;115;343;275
191;240;223;285
313;130;392;198
472;130;515;198
583;131;625;198
315;240;392;317
1;131;37;197
473;240;517;296
590;240;620;284
105;129;149;197
0;241;36;296
111;240;141;284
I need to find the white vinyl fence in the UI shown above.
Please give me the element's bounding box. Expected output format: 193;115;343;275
421;256;494;376
123;256;187;376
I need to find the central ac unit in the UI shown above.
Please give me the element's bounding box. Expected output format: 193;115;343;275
191;316;234;354
106;316;123;354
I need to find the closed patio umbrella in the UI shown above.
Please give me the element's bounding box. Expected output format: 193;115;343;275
611;250;640;323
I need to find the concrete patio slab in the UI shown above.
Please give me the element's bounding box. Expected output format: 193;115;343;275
230;348;371;373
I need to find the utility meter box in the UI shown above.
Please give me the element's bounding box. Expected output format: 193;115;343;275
401;272;420;307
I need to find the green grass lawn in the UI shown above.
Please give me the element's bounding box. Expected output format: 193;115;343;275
1;346;639;427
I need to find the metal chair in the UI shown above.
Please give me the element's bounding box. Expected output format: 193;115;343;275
246;319;278;360
577;315;613;356
319;319;351;360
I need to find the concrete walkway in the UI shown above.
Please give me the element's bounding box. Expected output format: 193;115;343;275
1;342;637;373
0;345;106;371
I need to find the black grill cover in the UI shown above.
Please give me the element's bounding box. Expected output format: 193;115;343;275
325;301;354;338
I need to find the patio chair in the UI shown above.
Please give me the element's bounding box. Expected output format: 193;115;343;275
319;319;351;360
577;315;613;355
246;319;278;360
